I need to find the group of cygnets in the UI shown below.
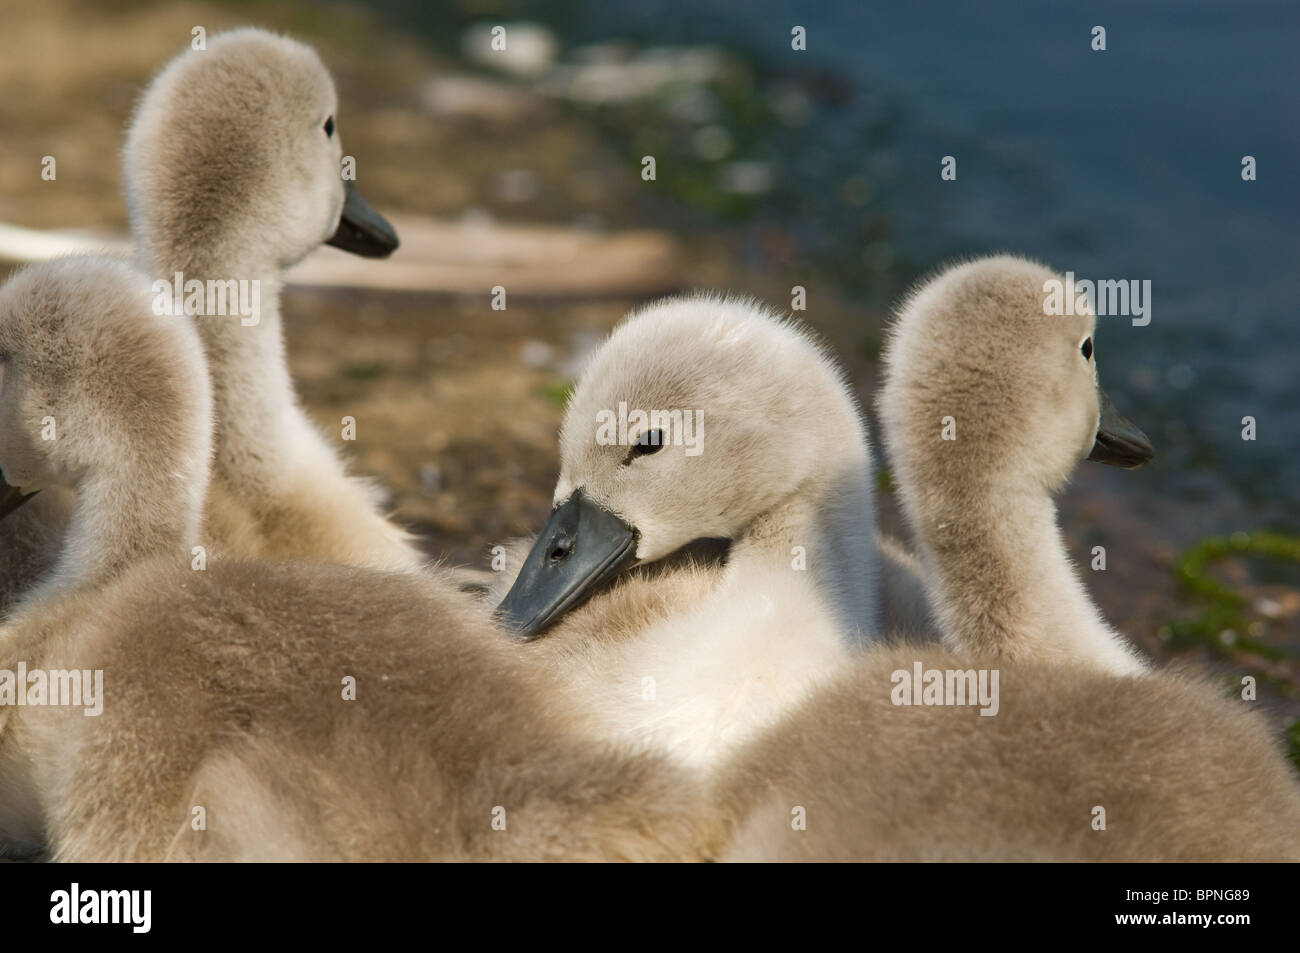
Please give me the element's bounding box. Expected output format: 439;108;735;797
0;28;1297;862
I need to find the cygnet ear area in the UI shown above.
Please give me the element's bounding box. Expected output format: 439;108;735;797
880;255;1099;495
553;295;848;561
125;28;342;268
0;258;206;490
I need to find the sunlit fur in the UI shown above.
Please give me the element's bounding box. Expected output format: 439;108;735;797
0;258;718;861
718;647;1300;861
123;28;422;570
716;258;1300;860
495;294;900;770
878;255;1144;674
0;30;423;619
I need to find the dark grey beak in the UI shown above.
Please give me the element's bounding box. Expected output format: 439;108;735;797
1088;386;1154;469
326;180;400;258
0;469;35;521
495;489;639;639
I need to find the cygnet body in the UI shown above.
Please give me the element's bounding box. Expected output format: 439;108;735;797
496;295;884;769
716;259;1299;860
877;255;1151;674
0;29;421;618
123;28;421;571
0;257;716;861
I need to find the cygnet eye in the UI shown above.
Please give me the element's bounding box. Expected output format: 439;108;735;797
1081;336;1093;361
632;429;666;457
323;115;335;138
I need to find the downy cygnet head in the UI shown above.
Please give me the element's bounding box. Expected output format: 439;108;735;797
124;28;398;273
879;255;1153;501
497;294;867;637
0;256;211;528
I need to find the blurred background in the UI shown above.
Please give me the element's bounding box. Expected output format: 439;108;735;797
2;0;1297;746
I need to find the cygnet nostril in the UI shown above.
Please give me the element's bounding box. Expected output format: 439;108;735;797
547;536;575;563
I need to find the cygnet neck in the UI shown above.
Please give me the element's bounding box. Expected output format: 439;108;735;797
139;235;300;494
726;446;879;644
911;475;1143;674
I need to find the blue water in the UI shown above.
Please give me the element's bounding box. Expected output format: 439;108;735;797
388;0;1300;518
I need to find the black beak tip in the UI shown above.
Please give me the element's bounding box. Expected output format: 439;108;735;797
1089;387;1155;469
494;490;639;638
1087;435;1154;469
326;219;399;259
326;181;401;259
492;604;545;641
0;475;36;521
